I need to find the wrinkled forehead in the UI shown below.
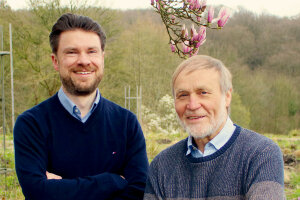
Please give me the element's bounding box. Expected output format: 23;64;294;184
173;62;218;84
172;65;221;97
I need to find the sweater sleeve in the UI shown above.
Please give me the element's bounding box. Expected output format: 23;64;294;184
14;114;128;200
112;114;149;200
245;141;286;200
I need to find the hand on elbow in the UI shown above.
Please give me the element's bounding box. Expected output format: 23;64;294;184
46;171;62;180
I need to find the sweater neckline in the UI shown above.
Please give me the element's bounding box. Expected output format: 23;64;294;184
52;93;104;127
185;125;241;163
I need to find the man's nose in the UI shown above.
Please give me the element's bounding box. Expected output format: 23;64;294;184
77;53;91;66
186;94;201;110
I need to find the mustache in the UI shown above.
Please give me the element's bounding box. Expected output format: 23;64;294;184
71;66;96;72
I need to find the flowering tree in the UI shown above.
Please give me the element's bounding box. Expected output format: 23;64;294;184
151;0;230;58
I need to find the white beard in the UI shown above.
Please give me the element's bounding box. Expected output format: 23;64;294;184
178;97;228;139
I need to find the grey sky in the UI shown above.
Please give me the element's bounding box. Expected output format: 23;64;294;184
7;0;300;17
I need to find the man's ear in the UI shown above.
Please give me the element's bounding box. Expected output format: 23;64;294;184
51;53;59;71
225;88;232;108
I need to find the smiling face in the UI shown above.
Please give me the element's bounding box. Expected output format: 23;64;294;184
174;68;232;139
51;29;104;96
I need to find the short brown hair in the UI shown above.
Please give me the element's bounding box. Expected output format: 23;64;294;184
49;13;106;54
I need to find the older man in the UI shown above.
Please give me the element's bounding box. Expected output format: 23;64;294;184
14;13;148;200
144;55;285;199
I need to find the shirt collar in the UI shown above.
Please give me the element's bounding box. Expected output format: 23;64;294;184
186;117;235;156
58;87;100;120
209;117;236;150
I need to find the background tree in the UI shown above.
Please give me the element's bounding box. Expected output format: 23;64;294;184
0;3;299;134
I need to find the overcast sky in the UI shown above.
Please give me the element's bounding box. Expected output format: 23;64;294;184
7;0;300;17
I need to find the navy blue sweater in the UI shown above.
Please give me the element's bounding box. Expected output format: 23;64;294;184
14;93;149;200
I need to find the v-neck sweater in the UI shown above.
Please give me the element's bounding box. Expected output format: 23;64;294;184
14;93;149;200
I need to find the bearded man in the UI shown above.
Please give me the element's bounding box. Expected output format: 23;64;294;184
143;55;285;200
14;13;148;200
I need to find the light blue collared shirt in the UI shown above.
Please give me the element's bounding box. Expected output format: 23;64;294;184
58;87;100;123
186;117;236;158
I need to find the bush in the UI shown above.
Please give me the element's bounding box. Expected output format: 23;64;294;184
142;94;181;134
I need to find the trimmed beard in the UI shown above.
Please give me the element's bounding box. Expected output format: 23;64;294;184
177;97;228;139
60;74;102;96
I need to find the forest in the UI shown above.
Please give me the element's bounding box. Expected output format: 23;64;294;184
0;0;299;135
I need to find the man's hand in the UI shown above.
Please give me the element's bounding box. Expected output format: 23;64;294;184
46;171;62;180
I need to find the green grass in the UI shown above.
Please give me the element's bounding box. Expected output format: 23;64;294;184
287;172;300;199
0;134;24;200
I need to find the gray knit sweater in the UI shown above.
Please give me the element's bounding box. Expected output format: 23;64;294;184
144;125;285;200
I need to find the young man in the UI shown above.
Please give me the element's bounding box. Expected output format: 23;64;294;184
14;13;148;200
144;55;285;199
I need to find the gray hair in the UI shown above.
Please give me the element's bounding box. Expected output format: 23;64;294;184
172;55;233;96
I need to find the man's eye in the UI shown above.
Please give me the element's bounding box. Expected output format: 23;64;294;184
89;50;97;53
177;94;188;98
201;91;208;95
66;51;76;54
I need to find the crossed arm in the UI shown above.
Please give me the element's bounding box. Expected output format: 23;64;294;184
14;113;148;200
46;171;125;181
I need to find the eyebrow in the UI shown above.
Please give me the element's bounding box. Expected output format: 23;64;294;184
174;89;188;97
62;46;100;52
175;86;210;94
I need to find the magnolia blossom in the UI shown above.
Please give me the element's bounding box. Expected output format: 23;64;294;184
191;24;198;41
171;15;176;23
182;41;191;54
170;40;176;52
181;24;189;38
181;24;186;37
151;0;229;58
195;0;201;10
207;6;214;23
217;7;230;27
179;25;206;56
195;26;206;48
201;0;207;9
157;2;160;11
188;0;205;11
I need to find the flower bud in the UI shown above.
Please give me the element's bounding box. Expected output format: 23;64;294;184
217;7;230;27
195;26;206;48
195;0;200;10
171;15;176;23
181;24;186;37
218;14;229;27
156;2;160;11
170;40;176;52
200;0;207;12
185;28;189;39
207;6;214;23
182;41;191;54
190;24;197;38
